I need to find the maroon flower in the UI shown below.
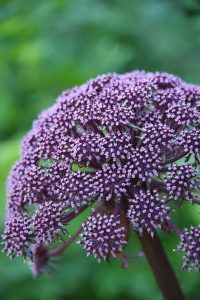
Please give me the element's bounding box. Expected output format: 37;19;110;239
178;226;200;271
128;189;171;236
2;213;33;258
2;71;200;274
163;165;199;203
78;213;127;262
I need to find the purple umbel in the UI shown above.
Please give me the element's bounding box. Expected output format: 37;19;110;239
178;226;200;271
127;189;171;237
78;213;127;263
2;71;200;275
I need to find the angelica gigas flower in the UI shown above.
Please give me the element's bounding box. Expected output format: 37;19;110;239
2;213;33;258
178;226;200;271
163;165;200;203
127;189;171;236
78;213;127;263
2;71;200;276
33;201;68;243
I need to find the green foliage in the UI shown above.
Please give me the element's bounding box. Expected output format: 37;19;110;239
0;0;200;299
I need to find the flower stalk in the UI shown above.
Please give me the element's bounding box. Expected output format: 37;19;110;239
48;227;83;257
138;231;185;300
2;71;200;293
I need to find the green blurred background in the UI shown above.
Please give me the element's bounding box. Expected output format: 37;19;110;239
0;0;200;299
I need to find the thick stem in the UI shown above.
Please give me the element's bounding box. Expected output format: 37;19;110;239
138;231;185;300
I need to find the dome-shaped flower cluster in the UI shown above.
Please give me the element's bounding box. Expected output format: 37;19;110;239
78;213;127;262
163;165;199;203
2;70;200;275
177;128;200;162
178;226;200;271
127;189;171;236
33;201;68;243
2;213;33;258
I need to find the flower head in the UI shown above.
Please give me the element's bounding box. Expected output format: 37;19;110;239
128;189;171;236
78;213;127;262
163;165;199;203
178;226;200;271
141;123;175;150
2;71;200;274
177;128;200;162
2;213;33;258
33;201;68;243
